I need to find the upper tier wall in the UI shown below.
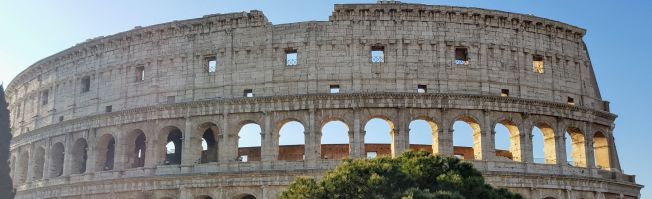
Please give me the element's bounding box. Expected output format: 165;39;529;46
5;3;606;136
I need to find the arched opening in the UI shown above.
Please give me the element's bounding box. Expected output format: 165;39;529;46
320;120;350;160
452;117;481;160
127;130;147;168
593;132;611;169
96;134;116;171
49;142;65;178
199;123;219;163
565;127;587;167
162;127;183;165
408;119;438;154
16;151;29;184
196;195;213;199
32;147;45;180
364;117;393;158
532;124;556;164
71;138;88;174
237;194;257;199
238;123;262;162
494;120;522;162
278;121;305;161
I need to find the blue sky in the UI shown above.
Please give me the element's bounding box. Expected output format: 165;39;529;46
2;0;651;197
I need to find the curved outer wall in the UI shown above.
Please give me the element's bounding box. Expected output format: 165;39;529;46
6;3;641;199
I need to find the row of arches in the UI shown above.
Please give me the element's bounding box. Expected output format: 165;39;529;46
10;114;615;184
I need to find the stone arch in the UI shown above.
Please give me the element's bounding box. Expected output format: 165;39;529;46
531;122;557;164
125;129;147;168
408;116;439;154
450;115;482;160
31;146;45;180
49;142;65;178
565;127;587;167
70;138;88;174
363;116;395;158
234;193;257;199
276;119;306;161
160;126;183;165
95;134;116;171
195;195;214;199
237;121;262;162
593;131;611;169
16;150;29;184
492;119;522;162
320;118;351;160
197;122;219;164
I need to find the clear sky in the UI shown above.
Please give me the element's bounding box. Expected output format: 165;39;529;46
2;0;651;197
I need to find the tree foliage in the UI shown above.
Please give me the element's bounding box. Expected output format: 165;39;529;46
0;85;15;199
280;151;521;199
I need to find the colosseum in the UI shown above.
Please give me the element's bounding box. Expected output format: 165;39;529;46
5;1;643;199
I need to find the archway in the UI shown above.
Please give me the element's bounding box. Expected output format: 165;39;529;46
364;117;393;158
71;138;88;174
593;132;611;169
196;195;213;199
238;123;262;162
32;147;45;180
236;194;257;199
162;126;183;165
320;120;350;159
409;119;438;154
49;142;65;178
127;130;147;168
96;134;116;171
278;121;305;161
199;123;219;163
494;120;522;162
452;117;481;160
532;124;556;164
565;127;587;167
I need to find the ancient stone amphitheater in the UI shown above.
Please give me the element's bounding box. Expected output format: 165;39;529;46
6;1;642;199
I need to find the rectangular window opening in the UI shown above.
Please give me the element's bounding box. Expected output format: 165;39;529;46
136;66;145;81
239;155;249;162
105;105;112;113
206;57;217;73
371;46;385;63
417;85;427;94
330;85;340;94
567;97;575;105
501;89;510;97
244;89;254;98
81;76;91;93
167;96;176;104
41;90;49;105
367;151;378;159
286;49;298;66
455;47;469;65
533;55;544;74
58;116;64;122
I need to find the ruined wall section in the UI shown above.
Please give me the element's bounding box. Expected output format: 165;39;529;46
5;4;606;139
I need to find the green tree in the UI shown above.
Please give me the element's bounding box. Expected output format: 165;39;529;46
0;85;15;199
280;151;521;199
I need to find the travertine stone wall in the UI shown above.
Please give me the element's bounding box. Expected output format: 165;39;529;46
6;2;640;199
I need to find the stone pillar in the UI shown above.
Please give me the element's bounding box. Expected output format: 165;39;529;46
143;123;159;168
86;129;98;173
262;112;274;162
555;133;567;167
25;146;34;183
520;121;534;163
61;133;72;176
434;125;454;157
181;117;195;172
219;113;232;163
114;131;127;171
42;141;51;179
351;109;363;158
480;113;495;161
305;109;318;167
391;108;409;157
585;124;597;169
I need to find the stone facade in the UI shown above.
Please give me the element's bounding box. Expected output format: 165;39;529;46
6;2;641;199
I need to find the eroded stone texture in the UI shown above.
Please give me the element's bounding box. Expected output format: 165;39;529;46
6;1;641;199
